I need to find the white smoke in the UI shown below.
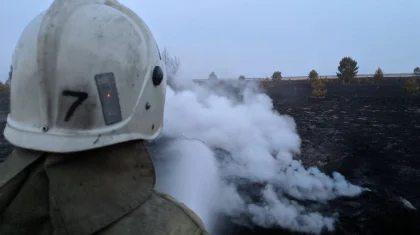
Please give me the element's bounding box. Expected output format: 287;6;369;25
151;138;221;231
150;80;365;234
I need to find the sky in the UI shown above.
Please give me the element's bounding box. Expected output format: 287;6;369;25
0;0;419;81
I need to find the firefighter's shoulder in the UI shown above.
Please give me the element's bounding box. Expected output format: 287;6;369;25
148;190;210;235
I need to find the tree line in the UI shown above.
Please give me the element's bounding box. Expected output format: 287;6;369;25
0;66;12;91
2;50;419;95
209;57;420;82
206;56;420;98
162;50;420;97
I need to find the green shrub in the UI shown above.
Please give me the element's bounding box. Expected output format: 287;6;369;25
373;67;384;81
271;71;282;80
311;78;327;98
307;69;319;83
414;67;420;76
403;79;419;94
0;81;8;91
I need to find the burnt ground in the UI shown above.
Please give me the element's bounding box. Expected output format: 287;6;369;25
229;79;420;235
1;78;420;235
274;97;420;235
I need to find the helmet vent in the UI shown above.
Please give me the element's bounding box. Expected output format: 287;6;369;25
152;66;164;86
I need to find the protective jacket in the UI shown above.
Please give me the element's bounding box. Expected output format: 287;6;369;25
0;141;209;235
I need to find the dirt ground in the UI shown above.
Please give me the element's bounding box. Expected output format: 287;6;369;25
1;79;420;235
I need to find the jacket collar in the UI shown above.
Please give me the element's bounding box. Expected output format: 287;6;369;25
1;140;156;235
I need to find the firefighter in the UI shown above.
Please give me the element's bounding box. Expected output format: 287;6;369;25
0;0;209;234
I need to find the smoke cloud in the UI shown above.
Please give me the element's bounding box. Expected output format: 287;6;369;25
148;80;364;234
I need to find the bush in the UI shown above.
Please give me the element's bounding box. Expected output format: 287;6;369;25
321;77;329;83
403;79;419;94
414;67;420;76
358;77;370;84
260;77;272;88
337;57;359;84
208;72;218;80
308;69;319;81
271;71;282;80
311;77;327;98
373;67;384;80
0;83;8;91
308;69;319;82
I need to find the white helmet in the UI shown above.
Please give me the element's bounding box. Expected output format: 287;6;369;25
4;0;167;153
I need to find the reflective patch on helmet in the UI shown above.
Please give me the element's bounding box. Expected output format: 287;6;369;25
95;72;122;125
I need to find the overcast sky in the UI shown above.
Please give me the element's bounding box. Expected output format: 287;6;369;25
1;0;419;81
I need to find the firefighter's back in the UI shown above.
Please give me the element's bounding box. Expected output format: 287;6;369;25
0;142;209;235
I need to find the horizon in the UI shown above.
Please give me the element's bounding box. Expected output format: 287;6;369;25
192;72;417;80
1;0;419;81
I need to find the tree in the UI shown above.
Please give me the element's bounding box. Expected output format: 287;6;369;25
308;69;319;82
373;67;384;80
311;77;327;98
0;65;12;90
6;65;12;86
337;57;359;84
0;80;5;90
208;72;218;80
161;48;180;87
414;67;420;76
238;75;246;80
271;71;282;80
403;79;419;94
